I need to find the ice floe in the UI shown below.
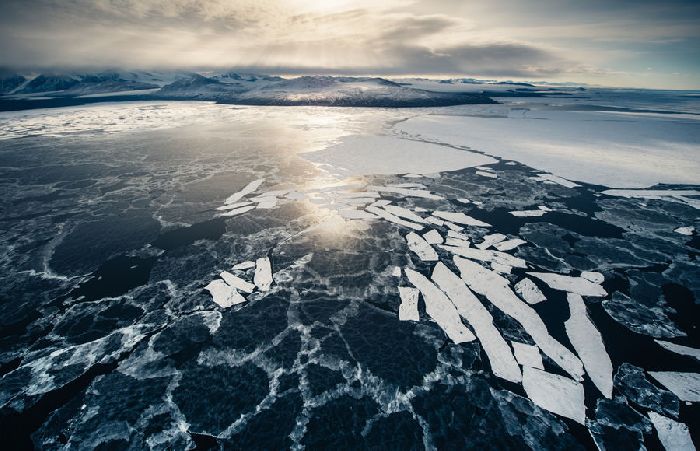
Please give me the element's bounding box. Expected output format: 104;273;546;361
219;205;256;217
674;226;695;236
365;205;424;231
404;268;475;343
204;279;246;308
514;278;546;304
383;205;427;224
565;293;613;398
528;272;607;297
476;233;507;250
367;185;443;200
602;189;700;209
509;209;548;217
603;292;685;339
338;208;378;220
522;366;585;424
476;170;497;179
494;238;527;252
391;266;402;277
647;412;696;451
398;287;420;322
232;261;256;270
406;232;438;261
532;174;580;188
648;372;700;402
422;229;443;245
431;262;522;383
225;178;265;205
454;257;584;379
511;342;544;370
581;271;605;284
441;246;527;269
219;271;255;294
655;340;700;361
254;257;273;292
432;211;491;228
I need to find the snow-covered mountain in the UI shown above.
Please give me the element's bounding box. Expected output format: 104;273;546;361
1;70;498;108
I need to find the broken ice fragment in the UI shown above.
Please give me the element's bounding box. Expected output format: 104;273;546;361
383;205;427;224
254;257;273;292
528;272;607;297
581;271;604;284
490;262;511;274
476;233;506;250
225;178;264;205
532;173;580;188
647;412;696;451
432;211;491;228
522;366;586;424
219;205;256;217
614;363;679;418
398;287;420;322
255;196;278;209
454;257;584;380
219;271;255;294
565;293;613;398
655;340;700;361
233;261;256;270
494;238;526;252
422;229;443;245
406;232;438;261
204;279;246;308
509;209;548;217
366;206;423;231
514;278;546;305
648;372;700;403
367;185;443;200
217;201;252;211
391;266;402;277
603;292;685;339
511;342;544;370
674;226;695;236
476;170;497;179
440;246;527;269
431;262;521;383
404;268;475;343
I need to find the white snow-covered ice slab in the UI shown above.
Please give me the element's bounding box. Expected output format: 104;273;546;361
398;287;420;322
225;178;265;205
406;232;438;261
217;201;252;211
528;272;607;297
219;271;255;294
533;173;580;188
432;211;491;228
476;170;497;179
511;342;544;369
205;279;246;308
383;205;427;224
391;266;402;277
514;278;546;305
366;206;424;230
581;271;605;284
405;268;475;343
602;189;700;209
455;257;584;380
510;209;548;217
675;226;695;236
490;262;512;274
647;412;696;451
522;366;586;424
256;196;278;209
233;261;256;270
648;372;700;402
220;205;256;217
254;257;273;292
431;262;522;383
423;229;443;245
440;245;527;269
656;340;700;361
476;233;507;250
445;238;471;249
495;238;527;252
565;293;613;398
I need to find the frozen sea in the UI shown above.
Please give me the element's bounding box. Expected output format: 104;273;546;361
0;89;698;450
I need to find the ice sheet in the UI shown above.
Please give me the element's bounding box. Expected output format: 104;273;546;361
528;272;607;297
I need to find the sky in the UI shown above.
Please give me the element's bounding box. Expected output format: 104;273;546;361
1;0;699;89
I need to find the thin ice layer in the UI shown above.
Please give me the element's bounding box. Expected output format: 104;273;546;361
522;366;586;424
528;272;607;297
565;293;613;398
454;257;584;380
225;178;264;205
404;268;475;343
431;262;521;383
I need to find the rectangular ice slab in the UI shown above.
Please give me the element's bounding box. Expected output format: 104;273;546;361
431;262;521;383
648;372;700;402
432;211;491;228
514;278;546;304
647;412;696;451
366;206;424;231
454;257;584;380
423;229;443;245
512;342;544;370
220;271;255;294
205;279;246;308
405;268;475;343
494;238;527;252
398;287;420;322
476;234;506;250
254;257;273;292
528;272;607;297
406;232;438;262
522;366;586;424
225;178;264;205
440;245;527;269
565;294;613;398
